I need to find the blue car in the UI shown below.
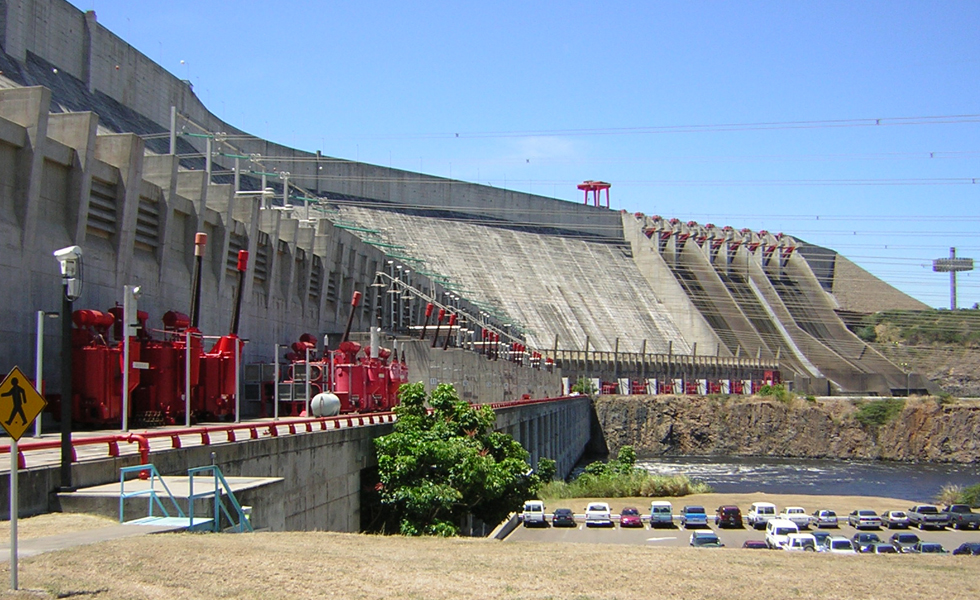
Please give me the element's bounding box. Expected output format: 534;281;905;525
680;505;708;529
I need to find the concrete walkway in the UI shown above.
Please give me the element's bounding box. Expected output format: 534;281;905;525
0;523;183;561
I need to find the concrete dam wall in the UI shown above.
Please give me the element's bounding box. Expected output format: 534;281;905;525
594;395;980;463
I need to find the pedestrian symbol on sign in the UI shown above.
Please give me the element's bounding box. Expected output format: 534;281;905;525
2;377;28;427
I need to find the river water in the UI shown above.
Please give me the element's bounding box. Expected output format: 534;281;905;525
636;456;980;502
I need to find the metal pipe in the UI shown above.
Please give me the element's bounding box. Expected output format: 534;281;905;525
274;344;280;420
234;338;241;424
185;329;192;428
34;312;44;437
190;233;207;329
341;291;362;343
230;251;248;336
442;314;457;350
431;308;445;348
60;290;72;491
419;303;434;340
304;346;311;418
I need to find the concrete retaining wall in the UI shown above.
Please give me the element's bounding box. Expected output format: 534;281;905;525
3;397;593;530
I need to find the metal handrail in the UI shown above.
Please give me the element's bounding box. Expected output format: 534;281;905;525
118;463;184;523
188;465;253;533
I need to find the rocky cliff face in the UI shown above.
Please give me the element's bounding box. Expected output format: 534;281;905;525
594;396;980;463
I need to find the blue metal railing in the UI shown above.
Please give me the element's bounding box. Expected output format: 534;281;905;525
119;464;185;523
187;465;254;533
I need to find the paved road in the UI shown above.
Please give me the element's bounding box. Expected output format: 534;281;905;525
506;518;980;552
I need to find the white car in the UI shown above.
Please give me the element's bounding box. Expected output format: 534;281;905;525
747;502;777;530
779;507;811;529
823;535;857;554
522;500;547;527
765;518;799;549
783;532;818;552
585;502;613;527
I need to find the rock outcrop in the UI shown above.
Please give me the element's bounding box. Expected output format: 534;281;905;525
595;395;980;463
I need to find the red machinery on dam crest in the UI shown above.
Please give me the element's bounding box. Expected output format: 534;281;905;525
57;236;407;428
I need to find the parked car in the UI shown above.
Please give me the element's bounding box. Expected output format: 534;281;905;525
680;505;708;529
811;509;839;529
851;532;883;552
585;502;613;527
913;541;947;554
690;531;724;547
551;508;576;527
747;502;778;530
522;500;547;527
861;543;898;554
811;530;831;549
784;533;818;552
848;510;882;530
889;532;921;553
907;505;949;531
942;504;980;530
649;501;674;528
715;505;743;528
952;542;980;556
823;536;857;554
765;519;799;549
881;510;909;529
619;507;642;528
779;507;811;529
742;540;769;550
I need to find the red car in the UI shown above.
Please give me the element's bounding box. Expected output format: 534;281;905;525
620;507;643;528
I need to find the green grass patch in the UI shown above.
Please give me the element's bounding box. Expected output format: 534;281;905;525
852;398;905;428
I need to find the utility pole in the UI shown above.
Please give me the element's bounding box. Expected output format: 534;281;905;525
932;247;974;310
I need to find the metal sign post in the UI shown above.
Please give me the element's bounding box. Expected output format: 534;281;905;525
9;436;18;589
1;366;47;590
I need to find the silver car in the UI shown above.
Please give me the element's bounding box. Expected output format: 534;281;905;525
881;510;910;529
812;509;839;528
848;509;882;530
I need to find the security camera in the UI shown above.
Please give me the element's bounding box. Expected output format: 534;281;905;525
53;245;83;276
54;245;83;300
53;246;82;261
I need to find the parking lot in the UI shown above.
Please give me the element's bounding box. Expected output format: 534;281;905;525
505;494;980;552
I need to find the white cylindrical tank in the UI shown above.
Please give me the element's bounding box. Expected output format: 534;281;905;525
310;392;341;417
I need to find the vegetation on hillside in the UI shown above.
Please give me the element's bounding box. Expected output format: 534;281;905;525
852;307;980;347
374;383;539;536
538;445;712;499
852;398;905;428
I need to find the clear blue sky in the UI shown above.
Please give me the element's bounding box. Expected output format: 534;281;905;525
74;1;979;308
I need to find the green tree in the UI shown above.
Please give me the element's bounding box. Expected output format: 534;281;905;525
374;382;539;536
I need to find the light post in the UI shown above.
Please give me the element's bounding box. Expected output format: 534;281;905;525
53;245;82;491
34;311;59;437
121;285;141;432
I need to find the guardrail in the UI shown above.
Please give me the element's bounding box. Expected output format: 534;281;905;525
0;394;577;469
0;433;150;470
1;413;397;469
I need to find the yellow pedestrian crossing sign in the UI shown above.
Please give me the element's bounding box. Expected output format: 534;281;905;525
0;366;47;441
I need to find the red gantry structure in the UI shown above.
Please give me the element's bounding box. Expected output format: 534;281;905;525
577;180;611;208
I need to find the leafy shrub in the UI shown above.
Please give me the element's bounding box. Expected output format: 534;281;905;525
853;398;905;428
538;447;712;499
757;383;794;403
962;483;980;507
571;377;596;395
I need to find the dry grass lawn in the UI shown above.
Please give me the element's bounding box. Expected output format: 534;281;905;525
0;529;977;599
0;494;977;599
0;513;116;540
